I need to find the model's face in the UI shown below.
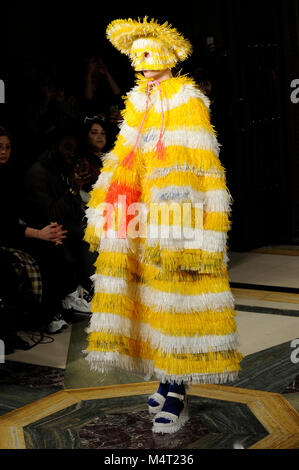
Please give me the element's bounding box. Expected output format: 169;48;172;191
0;136;11;165
88;123;106;153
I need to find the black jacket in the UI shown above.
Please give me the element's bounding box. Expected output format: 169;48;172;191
23;151;85;242
0;162;27;249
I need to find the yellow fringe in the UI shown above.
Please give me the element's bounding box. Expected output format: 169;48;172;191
145;271;231;295
147;171;227;193
124;96;213;132
83;224;102;253
141;245;226;272
141;146;225;174
86;330;243;375
89;300;238;336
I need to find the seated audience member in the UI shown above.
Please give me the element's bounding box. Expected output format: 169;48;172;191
0;126;69;351
23;128;97;319
76;116;111;203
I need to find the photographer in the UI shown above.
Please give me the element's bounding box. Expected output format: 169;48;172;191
83;56;123;123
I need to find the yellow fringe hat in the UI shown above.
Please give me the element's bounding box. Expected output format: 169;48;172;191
106;16;192;71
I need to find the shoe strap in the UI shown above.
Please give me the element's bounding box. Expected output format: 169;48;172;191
167;392;185;401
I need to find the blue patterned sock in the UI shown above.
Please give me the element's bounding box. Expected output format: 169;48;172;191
148;381;170;407
154;382;185;423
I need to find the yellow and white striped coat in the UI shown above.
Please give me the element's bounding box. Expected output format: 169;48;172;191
83;73;243;384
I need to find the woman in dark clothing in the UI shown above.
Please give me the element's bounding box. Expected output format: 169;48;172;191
76;117;112;203
0;127;69;352
77;116;110;193
0;127;67;249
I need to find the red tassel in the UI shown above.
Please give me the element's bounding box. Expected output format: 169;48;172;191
121;150;135;169
156;139;166;160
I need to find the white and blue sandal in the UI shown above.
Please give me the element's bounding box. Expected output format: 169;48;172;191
152;391;189;434
147;392;166;414
147;382;170;414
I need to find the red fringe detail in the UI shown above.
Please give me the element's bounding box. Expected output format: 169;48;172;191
104;181;141;206
121;150;135;169
156;139;166;160
103;181;142;236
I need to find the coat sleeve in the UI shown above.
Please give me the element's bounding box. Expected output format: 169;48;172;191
142;84;233;274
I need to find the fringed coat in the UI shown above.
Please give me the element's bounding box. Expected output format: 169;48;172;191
82;73;243;384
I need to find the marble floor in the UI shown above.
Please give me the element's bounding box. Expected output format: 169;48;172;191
0;247;299;449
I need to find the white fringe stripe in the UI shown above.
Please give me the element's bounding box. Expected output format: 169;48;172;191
87;195;231;229
120;123;220;156
85;220;227;266
87;231;229;267
140;284;235;313
93;171;114;189
155;368;240;386
101;151;119;165
128;82;211;113
148;165;225;180
85;312;239;354
91;276;235;312
82;350;240;385
151;187;232;213
86;213;228;253
86;223;227;253
145;226;226;252
85;209;106;235
98;237;130;253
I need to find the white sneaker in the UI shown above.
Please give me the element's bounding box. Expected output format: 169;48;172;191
47;313;68;334
62;285;92;313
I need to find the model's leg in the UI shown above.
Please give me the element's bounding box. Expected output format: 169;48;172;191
147;381;170;414
152;381;189;434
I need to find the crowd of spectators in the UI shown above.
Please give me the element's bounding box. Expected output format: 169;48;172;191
0;48;223;356
0;53;125;354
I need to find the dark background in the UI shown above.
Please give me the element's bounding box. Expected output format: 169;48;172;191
1;0;299;251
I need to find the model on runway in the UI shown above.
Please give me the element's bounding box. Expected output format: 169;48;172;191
83;16;243;434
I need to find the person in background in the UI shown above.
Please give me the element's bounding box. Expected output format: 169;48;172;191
30;74;80;157
0;126;69;348
83;55;124;139
84;55;122;113
23;129;96;321
76;116;111;204
193;66;213;98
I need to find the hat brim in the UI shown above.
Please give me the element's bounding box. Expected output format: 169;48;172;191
106;17;192;61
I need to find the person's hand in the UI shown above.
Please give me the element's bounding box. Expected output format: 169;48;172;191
71;162;92;191
109;109;123;123
39;222;68;245
88;57;108;76
87;58;99;75
96;57;108;76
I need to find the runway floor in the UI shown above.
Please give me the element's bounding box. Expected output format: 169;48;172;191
1;247;299;449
